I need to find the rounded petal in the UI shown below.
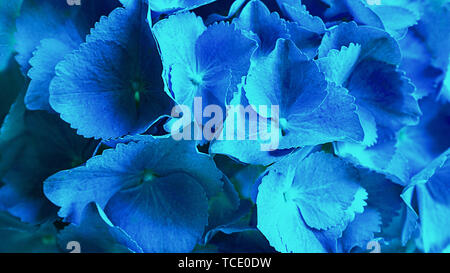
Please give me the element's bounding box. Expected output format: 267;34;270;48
105;173;209;252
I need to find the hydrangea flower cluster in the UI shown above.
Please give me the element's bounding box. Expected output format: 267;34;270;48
0;0;449;253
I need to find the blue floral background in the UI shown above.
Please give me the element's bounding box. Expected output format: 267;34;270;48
0;0;449;253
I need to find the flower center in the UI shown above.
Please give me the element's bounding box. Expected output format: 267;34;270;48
189;73;203;86
142;169;158;183
131;80;146;108
279;118;289;136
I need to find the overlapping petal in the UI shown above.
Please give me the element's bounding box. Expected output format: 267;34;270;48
154;12;257;110
50;2;173;139
245;38;363;148
402;149;450;252
44;137;223;252
257;151;367;252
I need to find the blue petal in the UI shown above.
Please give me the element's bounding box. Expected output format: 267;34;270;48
440;66;450;103
207;176;240;231
14;0;113;73
0;93;26;165
324;0;420;38
195;22;257;102
153;12;205;80
0;212;58;253
346;60;421;135
318;24;421;144
44;137;223;224
203;0;247;25
316;43;361;87
18;0;120;110
319;22;401;65
104;172;208;252
369;5;419;39
323;0;384;29
210;86;299;165
321;25;422;181
155;15;257;109
25;39;75;111
256;151;367;252
0;108;98;223
339;208;381;253
399;31;442;99
394;97;450;179
334;130;406;184
233;0;289;56
149;0;217;13
209;229;275;253
406;149;450;252
58;202;142;253
50;4;173;139
152;12;206;100
230;165;266;200
357;169;403;226
245;39;327;119
415;2;450;100
280;83;364;148
286;21;322;59
234;5;324;60
276;0;326;34
415;2;450;70
245;39;362;148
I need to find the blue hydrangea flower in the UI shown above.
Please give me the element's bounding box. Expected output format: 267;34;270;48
402;149;450;252
153;11;257;111
19;0;120;111
0;211;58;253
44;137;223;252
233;0;322;59
58;202;142;253
275;0;326;34
338;208;381;253
26;39;78;111
0;0;448;254
233;0;290;56
210;86;302;165
256;151;367;252
49;1;173;139
0;94;99;223
357;169;403;228
15;0;110;73
249;38;363;147
318;22;421;183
